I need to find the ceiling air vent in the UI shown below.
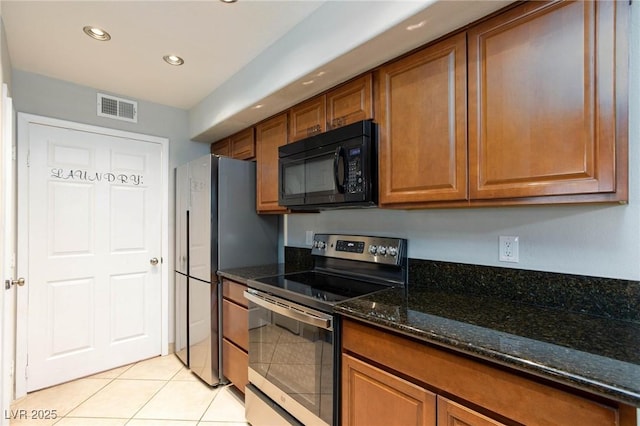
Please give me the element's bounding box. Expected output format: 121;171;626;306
97;93;138;123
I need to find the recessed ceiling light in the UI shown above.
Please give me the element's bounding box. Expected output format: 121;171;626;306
252;104;264;109
163;55;185;66
302;80;315;86
220;0;237;3
83;26;111;41
406;20;427;31
316;71;326;77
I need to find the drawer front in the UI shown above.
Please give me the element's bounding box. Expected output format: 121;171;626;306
223;338;248;393
222;279;248;307
222;299;248;350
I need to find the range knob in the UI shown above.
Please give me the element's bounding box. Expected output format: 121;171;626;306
388;246;398;257
368;245;377;255
318;241;327;250
378;246;387;256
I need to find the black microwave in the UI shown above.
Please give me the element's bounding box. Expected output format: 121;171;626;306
279;119;377;209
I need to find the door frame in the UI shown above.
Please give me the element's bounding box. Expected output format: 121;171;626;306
15;113;170;398
1;85;16;425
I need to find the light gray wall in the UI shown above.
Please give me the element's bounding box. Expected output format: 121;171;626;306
286;4;640;282
11;70;211;345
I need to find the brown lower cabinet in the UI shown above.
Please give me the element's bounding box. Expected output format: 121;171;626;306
221;279;248;393
341;318;637;426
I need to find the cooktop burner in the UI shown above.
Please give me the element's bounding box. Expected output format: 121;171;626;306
248;234;408;313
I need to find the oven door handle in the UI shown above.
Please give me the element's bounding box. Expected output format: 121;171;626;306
244;290;333;331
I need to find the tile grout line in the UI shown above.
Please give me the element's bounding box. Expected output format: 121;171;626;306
43;361;137;424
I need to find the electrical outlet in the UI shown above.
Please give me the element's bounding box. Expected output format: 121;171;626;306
499;236;519;263
305;230;314;246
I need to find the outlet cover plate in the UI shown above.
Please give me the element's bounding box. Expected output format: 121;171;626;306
499;236;519;263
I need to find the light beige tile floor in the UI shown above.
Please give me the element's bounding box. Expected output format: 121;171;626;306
9;355;249;426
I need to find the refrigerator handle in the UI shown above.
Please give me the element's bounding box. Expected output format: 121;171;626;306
188;177;192;210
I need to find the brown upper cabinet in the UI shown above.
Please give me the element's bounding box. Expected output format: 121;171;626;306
378;32;468;207
210;128;256;161
468;0;627;203
379;0;628;208
326;73;373;130
288;74;374;143
255;113;289;213
289;96;326;142
210;139;230;157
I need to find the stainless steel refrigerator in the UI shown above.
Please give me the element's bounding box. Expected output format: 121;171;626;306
174;154;278;386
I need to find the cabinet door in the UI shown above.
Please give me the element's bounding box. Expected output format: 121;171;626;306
378;32;468;206
256;113;289;213
289;95;325;142
326;74;373;130
222;299;248;351
468;1;622;200
230;127;255;160
211;139;230;157
222;338;248;393
222;279;248;308
437;397;506;426
342;354;436;426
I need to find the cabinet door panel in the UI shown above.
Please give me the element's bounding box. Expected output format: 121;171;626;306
468;0;617;199
378;32;467;205
222;279;248;308
289;96;325;142
342;353;436;426
256;113;288;213
437;397;506;426
222;338;248;393
222;299;248;351
230;127;255;160
327;74;373;129
211;139;230;157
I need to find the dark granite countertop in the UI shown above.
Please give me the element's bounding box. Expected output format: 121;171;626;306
217;263;287;285
335;287;640;407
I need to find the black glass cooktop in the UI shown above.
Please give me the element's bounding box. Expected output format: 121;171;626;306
249;271;391;313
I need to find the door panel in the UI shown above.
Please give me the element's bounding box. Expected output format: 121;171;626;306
48;278;94;356
25;121;163;391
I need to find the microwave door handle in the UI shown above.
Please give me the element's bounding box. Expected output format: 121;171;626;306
333;146;346;194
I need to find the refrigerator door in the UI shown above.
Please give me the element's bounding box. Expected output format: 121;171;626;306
188;277;220;385
217;157;278;270
175;163;188;275
175;272;188;366
188;155;212;283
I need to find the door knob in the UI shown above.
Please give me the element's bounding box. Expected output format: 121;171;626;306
9;278;25;287
150;258;159;266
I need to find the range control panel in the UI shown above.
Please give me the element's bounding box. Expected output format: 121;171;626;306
311;234;407;266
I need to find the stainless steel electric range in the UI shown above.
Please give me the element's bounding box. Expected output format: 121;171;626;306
244;234;408;426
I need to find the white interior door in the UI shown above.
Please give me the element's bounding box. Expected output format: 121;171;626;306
20;117;165;392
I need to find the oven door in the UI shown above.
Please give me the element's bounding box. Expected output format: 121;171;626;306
245;288;334;426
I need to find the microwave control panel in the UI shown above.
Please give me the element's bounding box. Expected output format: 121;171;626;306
347;147;363;194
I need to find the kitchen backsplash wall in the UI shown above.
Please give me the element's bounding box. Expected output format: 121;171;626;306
286;201;640;281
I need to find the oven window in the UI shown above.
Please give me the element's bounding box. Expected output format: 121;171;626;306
283;157;336;196
249;305;333;425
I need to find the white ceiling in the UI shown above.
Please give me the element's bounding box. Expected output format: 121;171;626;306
1;0;512;142
1;0;325;109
